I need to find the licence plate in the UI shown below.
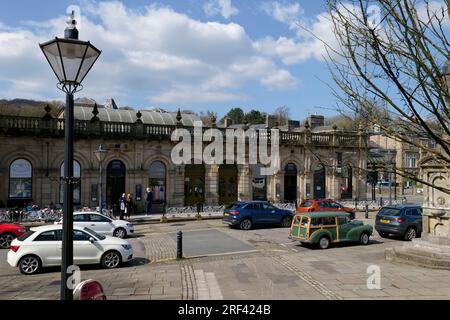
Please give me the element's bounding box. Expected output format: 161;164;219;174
380;219;390;223
224;213;230;217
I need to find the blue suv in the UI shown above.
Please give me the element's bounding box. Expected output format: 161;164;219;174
375;205;422;241
222;201;294;230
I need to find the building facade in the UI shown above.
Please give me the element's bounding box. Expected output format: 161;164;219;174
0;100;369;212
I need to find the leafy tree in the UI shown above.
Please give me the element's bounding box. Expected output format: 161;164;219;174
244;110;266;124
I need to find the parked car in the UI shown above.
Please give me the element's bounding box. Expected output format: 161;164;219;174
296;199;355;219
0;223;27;249
55;212;134;238
7;225;133;275
375;205;422;241
222;201;294;230
289;212;373;249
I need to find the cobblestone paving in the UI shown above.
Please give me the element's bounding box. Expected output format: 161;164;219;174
2;214;450;300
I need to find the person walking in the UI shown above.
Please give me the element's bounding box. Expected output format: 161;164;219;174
126;193;134;219
119;193;126;220
145;187;153;216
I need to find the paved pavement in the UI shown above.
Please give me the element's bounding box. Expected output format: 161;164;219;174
1;212;450;300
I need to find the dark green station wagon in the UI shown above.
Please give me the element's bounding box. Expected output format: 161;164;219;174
289;212;373;249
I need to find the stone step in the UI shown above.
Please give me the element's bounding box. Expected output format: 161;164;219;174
386;247;450;269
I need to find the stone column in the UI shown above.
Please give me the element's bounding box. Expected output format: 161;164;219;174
237;164;251;201
205;164;219;205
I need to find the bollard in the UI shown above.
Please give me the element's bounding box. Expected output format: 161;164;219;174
177;231;183;260
379;197;383;207
365;204;369;219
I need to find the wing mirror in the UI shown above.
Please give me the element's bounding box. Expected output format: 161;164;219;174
89;237;96;243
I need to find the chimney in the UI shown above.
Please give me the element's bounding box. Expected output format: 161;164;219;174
224;117;233;127
308;115;324;130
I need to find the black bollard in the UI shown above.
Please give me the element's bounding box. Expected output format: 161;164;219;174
365;204;369;219
177;231;183;260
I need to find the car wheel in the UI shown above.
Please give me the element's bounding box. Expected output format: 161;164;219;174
239;219;252;230
113;228;127;239
318;236;330;249
280;216;292;228
19;255;41;275
360;232;370;245
101;251;122;269
0;232;15;249
404;227;416;241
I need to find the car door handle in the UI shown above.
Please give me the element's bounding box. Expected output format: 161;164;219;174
90;224;96;226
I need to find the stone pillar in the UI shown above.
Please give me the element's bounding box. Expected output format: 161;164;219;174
205;164;219;205
237;164;251;201
171;165;185;207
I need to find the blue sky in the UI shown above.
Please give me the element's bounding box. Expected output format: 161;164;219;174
0;0;341;121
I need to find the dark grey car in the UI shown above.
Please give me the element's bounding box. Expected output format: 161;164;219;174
375;205;422;241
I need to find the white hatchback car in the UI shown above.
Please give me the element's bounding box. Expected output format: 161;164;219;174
56;212;134;239
7;225;133;275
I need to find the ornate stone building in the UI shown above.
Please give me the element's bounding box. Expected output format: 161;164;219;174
0;99;369;213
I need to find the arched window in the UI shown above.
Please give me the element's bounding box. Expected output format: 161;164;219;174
149;161;166;203
60;161;81;205
9;159;32;199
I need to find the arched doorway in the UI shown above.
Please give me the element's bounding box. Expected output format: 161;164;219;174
219;164;238;205
106;160;126;211
313;165;326;199
251;164;267;201
341;166;353;199
184;164;205;206
284;163;297;202
149;161;166;213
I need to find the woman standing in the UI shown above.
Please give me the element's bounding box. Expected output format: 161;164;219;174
119;193;126;220
126;193;134;219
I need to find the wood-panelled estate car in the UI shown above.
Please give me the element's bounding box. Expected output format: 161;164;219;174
289;212;373;249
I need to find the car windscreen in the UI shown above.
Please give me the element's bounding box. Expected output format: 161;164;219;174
17;230;35;241
378;207;402;216
83;227;106;240
300;201;313;207
225;203;242;210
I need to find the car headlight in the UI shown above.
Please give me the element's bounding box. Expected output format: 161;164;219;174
18;228;26;233
121;244;132;250
126;223;133;228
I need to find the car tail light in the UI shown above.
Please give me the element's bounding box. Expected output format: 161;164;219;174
308;208;315;212
10;246;20;252
394;217;406;223
230;211;240;215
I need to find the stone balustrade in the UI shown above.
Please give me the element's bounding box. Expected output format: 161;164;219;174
0;114;366;148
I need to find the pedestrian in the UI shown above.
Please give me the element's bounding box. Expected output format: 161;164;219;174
126;193;134;219
195;187;203;216
145;187;153;216
119;193;126;220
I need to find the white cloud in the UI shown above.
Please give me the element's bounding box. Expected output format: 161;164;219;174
261;1;303;29
203;0;239;19
0;1;297;106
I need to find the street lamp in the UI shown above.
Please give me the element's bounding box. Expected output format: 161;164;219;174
39;11;101;300
94;145;108;215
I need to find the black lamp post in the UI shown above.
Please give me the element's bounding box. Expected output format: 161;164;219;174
94;145;108;215
39;11;101;300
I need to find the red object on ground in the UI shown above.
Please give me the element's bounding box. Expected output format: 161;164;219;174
74;280;107;300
